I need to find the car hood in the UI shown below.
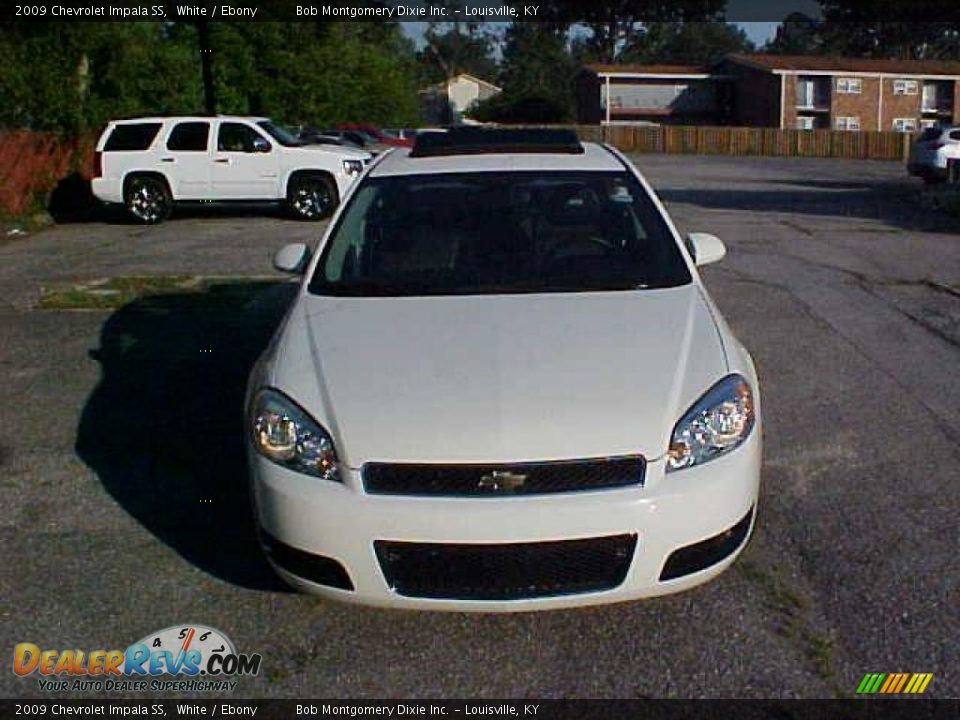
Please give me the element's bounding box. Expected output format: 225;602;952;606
270;286;728;467
293;144;370;160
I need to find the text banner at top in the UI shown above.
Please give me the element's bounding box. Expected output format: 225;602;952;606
8;0;956;23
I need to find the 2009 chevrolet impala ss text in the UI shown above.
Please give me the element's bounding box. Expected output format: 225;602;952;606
245;128;762;611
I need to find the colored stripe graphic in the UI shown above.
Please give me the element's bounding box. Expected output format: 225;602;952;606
909;673;933;694
857;673;886;694
857;672;932;694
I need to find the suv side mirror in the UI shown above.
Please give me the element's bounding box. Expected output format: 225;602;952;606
273;243;311;274
251;136;271;153
686;233;726;266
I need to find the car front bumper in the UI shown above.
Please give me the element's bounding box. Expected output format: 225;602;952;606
249;430;761;612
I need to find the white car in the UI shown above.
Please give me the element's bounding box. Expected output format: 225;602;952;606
246;129;761;611
908;124;960;184
91;116;371;223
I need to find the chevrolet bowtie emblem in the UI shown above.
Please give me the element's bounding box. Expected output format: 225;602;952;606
477;470;528;492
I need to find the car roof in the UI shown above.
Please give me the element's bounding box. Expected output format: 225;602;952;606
370;142;623;177
111;115;270;124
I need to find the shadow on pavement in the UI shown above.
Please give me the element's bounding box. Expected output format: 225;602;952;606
658;181;958;233
76;280;297;591
47;173;111;223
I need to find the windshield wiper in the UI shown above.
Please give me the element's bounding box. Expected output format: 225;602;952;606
309;280;653;297
309;281;450;297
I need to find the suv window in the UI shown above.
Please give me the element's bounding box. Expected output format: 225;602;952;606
950;130;960;141
104;123;162;151
167;121;210;151
218;122;267;152
257;120;303;147
309;171;692;297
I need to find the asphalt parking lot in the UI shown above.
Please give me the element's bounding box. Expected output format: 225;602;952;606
1;155;957;699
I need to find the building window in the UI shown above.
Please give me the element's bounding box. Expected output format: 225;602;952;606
893;79;919;95
892;118;918;132
920;83;945;112
835;116;861;131
836;78;862;94
919;119;939;129
796;116;816;130
796;79;815;108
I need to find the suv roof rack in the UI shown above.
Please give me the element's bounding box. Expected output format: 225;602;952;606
409;127;584;158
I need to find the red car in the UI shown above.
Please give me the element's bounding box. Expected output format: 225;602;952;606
336;123;413;148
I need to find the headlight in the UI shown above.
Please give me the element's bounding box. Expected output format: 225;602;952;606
250;388;341;482
342;159;363;177
666;374;755;472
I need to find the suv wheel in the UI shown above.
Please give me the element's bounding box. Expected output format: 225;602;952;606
287;175;337;221
125;176;172;224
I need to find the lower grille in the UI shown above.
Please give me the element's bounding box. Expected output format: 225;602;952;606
363;456;645;497
375;534;637;600
261;531;354;591
659;507;755;581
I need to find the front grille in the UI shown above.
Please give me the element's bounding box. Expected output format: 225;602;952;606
363;456;645;497
375;534;637;600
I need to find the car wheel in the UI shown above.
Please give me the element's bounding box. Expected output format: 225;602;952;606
124;176;172;224
287;175;337;221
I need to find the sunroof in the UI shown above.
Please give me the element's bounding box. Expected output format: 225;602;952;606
409;128;585;158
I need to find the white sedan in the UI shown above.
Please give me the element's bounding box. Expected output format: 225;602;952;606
246;129;761;611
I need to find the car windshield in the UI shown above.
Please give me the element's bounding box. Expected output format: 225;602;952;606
257;120;303;147
308;171;692;297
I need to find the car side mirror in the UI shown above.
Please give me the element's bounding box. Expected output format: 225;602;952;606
273;243;311;274
251;137;271;153
686;233;726;266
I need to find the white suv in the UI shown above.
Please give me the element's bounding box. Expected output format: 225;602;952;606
91;116;371;223
908;124;960;184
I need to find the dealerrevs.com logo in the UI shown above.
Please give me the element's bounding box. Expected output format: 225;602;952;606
13;624;262;693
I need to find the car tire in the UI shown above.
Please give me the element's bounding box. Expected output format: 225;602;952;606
124;175;172;224
286;174;337;221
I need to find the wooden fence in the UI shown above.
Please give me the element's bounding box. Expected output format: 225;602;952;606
566;124;911;161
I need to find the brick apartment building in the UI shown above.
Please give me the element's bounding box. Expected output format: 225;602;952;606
577;54;960;132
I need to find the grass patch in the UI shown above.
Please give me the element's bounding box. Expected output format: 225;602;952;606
738;560;838;690
0;211;53;242
38;276;284;310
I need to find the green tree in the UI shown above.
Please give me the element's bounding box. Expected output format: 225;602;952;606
0;23;200;132
210;22;420;126
623;22;754;64
928;26;960;60
815;3;954;59
568;0;726;64
494;22;576;120
764;12;825;55
417;22;499;86
0;21;421;132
